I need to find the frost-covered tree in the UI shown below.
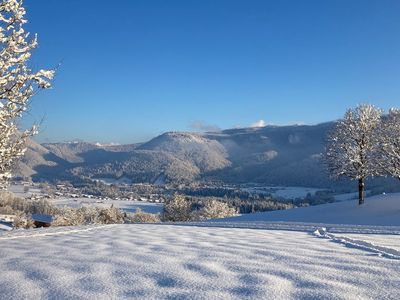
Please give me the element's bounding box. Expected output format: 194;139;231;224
162;194;192;222
128;208;160;223
191;199;237;220
325;104;383;205
0;0;54;186
378;108;400;180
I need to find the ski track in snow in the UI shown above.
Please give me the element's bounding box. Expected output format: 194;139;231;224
179;220;400;235
170;221;400;261
313;227;400;260
2;221;400;261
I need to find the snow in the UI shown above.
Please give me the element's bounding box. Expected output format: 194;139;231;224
218;192;400;226
1;193;400;298
242;186;323;199
333;191;360;201
50;197;163;214
95;177;132;185
7;184;41;198
0;221;12;231
341;233;400;252
0;224;399;299
313;227;400;260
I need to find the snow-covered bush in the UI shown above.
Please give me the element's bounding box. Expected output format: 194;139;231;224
162;194;192;222
127;208;160;223
52;207;86;226
96;206;125;224
0;191;59;215
163;195;237;222
0;203;14;214
53;206;125;226
13;211;33;229
191;199;237;220
0;191;126;227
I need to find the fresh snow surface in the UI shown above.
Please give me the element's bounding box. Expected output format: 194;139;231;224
242;186;323;200
95;177;132;185
7;184;41;198
0;224;399;299
312;227;400;260
333;191;365;202
50;197;163;214
218;192;400;226
343;233;400;252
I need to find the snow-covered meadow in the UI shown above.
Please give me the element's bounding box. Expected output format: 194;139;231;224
219;192;400;226
49;197;164;214
0;223;399;299
241;185;324;200
1;193;400;299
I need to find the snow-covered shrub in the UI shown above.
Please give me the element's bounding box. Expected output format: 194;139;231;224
192;199;237;220
0;192;25;212
0;204;14;214
162;194;192;222
13;211;34;229
30;199;59;215
96;206;125;224
0;191;126;227
163;196;237;222
127;208;160;223
0;191;59;215
52;207;85;226
53;206;125;226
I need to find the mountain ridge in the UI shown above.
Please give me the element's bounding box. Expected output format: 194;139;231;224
15;122;341;187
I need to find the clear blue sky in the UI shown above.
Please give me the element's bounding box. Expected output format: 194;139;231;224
23;0;400;143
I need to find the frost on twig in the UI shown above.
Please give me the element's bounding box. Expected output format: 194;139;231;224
0;0;54;187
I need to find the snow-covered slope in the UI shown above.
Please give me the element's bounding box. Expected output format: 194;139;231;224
1;194;400;299
219;193;400;226
138;132;231;172
0;224;399;299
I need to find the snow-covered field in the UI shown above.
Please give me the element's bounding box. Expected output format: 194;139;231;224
94;177;133;185
242;186;323;199
341;233;400;252
1;193;400;299
219;192;400;226
49;197;164;214
333;191;362;202
7;184;42;198
0;224;399;299
6;184;164;214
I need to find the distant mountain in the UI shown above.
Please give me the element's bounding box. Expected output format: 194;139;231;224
15;139;57;178
138;132;231;172
14;122;351;188
203;122;333;187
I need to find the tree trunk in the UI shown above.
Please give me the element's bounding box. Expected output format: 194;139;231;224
358;178;365;205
